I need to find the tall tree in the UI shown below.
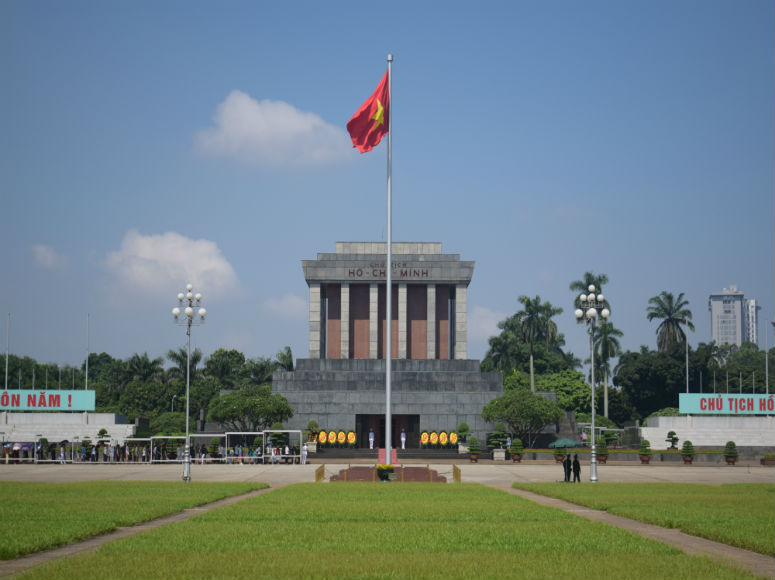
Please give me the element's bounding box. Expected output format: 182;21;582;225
646;291;695;352
570;271;609;309
166;347;203;382
482;385;563;448
274;346;294;372
515;295;563;392
126;353;164;383
593;321;623;418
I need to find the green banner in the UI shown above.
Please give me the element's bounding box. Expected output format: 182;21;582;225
0;390;95;411
679;393;775;415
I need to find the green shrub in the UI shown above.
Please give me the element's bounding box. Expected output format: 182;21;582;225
457;422;471;442
723;441;738;458
509;437;524;455
681;440;695;457
467;436;481;455
666;431;679;449
639;440;652;456
487;422;508;450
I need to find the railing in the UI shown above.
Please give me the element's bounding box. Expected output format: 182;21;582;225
453;464;461;483
315;464;325;482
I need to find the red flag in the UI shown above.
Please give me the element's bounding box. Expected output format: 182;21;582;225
347;70;389;153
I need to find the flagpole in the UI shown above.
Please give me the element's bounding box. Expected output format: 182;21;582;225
385;53;393;465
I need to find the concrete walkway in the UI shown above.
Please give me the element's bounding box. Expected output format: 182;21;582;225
1;461;773;579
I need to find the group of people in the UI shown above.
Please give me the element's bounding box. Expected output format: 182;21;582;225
562;454;581;483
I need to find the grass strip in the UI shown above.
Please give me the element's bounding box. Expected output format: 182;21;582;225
19;483;757;579
513;482;774;556
0;481;266;559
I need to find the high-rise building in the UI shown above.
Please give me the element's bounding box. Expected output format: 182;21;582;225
708;285;759;347
745;298;760;346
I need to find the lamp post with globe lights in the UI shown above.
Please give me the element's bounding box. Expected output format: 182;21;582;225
172;284;206;483
574;284;610;483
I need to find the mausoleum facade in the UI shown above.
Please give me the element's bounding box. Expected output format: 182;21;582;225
272;242;503;448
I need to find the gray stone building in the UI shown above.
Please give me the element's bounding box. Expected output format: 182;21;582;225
272;242;503;448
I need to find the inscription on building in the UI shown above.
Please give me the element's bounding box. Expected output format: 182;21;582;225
347;262;429;280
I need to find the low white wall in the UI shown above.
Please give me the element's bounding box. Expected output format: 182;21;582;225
640;415;775;447
0;412;136;444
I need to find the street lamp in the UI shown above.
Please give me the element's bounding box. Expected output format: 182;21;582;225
172;283;206;483
171;394;177;413
574;284;610;483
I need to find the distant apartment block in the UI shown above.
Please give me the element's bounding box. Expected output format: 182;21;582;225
708;285;759;347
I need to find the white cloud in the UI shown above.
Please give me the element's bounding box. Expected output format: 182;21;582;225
32;244;68;270
104;229;239;300
469;305;507;341
262;294;307;320
195;90;352;166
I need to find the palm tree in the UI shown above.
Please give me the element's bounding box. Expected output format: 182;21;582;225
593;321;623;418
646;291;695;352
166;347;203;382
274;346;294;372
126;353;164;383
570;272;609;309
515;295;563;392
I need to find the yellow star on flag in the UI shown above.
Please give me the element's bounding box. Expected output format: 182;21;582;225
371;99;385;128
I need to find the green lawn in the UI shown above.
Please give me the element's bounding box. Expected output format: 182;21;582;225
19;483;758;580
0;481;266;559
513;482;775;556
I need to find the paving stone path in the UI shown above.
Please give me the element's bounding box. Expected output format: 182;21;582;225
495;484;774;580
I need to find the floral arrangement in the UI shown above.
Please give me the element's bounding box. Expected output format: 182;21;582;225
420;431;429;446
327;430;336;444
439;432;448;445
449;432;458;445
347;431;356;445
430;432;439;445
318;431;327;445
337;431;346;445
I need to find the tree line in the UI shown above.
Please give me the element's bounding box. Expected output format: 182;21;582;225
1;346;296;436
480;272;775;444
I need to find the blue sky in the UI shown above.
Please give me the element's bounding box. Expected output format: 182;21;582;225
1;1;773;375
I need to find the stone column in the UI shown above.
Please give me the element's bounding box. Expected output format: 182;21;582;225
369;283;378;359
398;283;407;359
340;283;349;359
454;284;467;360
426;284;436;360
309;283;321;359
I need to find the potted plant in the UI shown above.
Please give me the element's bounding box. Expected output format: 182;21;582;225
761;453;775;466
595;440;609;464
666;430;679;450
457;422;471;443
639;440;652;464
467;437;481;463
723;441;738;465
376;464;394;482
681;440;695;464
553;447;567;463
489;422;508;460
509;438;524;463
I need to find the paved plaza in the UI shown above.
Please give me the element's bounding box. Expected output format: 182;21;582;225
1;459;772;486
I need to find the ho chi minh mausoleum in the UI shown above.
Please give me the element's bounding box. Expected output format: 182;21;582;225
271;242;503;448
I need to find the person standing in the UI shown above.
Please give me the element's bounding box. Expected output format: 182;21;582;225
563;454;571;482
368;429;375;450
301;443;308;465
572;454;581;483
400;430;406;450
